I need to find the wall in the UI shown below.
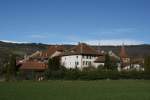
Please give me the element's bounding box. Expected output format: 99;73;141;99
61;55;103;69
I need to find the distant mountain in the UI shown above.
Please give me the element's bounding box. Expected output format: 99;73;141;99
0;41;150;68
93;45;150;58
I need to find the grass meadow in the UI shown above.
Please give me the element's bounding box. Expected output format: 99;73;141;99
0;80;150;100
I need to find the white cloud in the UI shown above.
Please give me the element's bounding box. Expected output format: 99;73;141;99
0;39;144;46
0;40;28;44
84;39;144;46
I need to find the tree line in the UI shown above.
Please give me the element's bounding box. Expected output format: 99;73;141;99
1;54;150;81
44;55;150;80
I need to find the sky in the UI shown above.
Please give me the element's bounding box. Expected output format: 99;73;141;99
0;0;150;45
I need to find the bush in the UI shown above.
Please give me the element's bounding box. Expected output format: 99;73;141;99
44;59;150;80
64;68;81;80
44;68;150;80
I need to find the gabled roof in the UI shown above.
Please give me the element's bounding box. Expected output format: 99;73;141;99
19;61;48;71
28;51;42;59
62;43;101;56
40;45;65;58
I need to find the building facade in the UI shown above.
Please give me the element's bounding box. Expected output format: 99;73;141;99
61;43;104;69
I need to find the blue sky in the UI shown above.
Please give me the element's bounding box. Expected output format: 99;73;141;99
0;0;150;45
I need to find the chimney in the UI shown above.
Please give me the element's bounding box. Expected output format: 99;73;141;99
80;43;83;54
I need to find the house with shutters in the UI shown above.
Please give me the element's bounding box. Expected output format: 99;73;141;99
61;43;105;69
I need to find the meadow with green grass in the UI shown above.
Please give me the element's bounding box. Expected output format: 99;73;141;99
0;80;150;100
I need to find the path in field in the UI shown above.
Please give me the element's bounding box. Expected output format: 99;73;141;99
0;80;150;100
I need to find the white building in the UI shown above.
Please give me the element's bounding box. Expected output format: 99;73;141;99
61;43;104;69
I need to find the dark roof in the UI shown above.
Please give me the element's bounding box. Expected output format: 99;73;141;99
62;43;102;56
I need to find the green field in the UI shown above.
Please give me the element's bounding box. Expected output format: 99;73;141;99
0;80;150;100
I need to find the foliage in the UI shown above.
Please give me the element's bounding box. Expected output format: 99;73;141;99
64;67;81;80
4;54;18;81
43;57;150;80
48;57;61;71
45;57;66;79
144;56;150;72
104;54;118;70
104;53;111;70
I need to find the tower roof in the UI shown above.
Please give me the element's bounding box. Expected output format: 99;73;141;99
119;44;128;58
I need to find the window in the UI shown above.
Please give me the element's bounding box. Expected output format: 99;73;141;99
83;61;85;65
76;56;78;59
77;62;79;65
75;62;79;65
89;56;91;59
88;61;91;66
82;56;84;59
86;56;88;59
86;61;88;65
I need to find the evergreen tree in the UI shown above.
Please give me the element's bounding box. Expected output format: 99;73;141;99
5;54;17;81
104;53;118;70
144;56;150;72
104;53;111;70
45;57;67;79
48;57;61;71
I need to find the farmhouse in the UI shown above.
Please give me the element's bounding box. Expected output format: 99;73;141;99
61;43;104;69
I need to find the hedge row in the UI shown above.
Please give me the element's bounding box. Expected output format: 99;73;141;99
45;69;150;80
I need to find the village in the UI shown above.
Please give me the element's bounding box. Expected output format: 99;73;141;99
18;42;144;76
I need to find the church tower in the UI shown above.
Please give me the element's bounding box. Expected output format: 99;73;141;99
119;44;130;66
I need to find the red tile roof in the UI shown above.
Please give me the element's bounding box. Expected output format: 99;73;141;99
63;43;101;56
20;61;48;71
119;45;128;58
40;45;65;58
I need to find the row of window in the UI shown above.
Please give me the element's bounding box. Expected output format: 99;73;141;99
75;61;79;65
64;56;95;60
75;61;92;66
63;61;92;67
83;61;91;66
76;56;95;59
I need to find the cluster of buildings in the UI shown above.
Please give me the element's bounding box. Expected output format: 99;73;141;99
18;43;144;74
